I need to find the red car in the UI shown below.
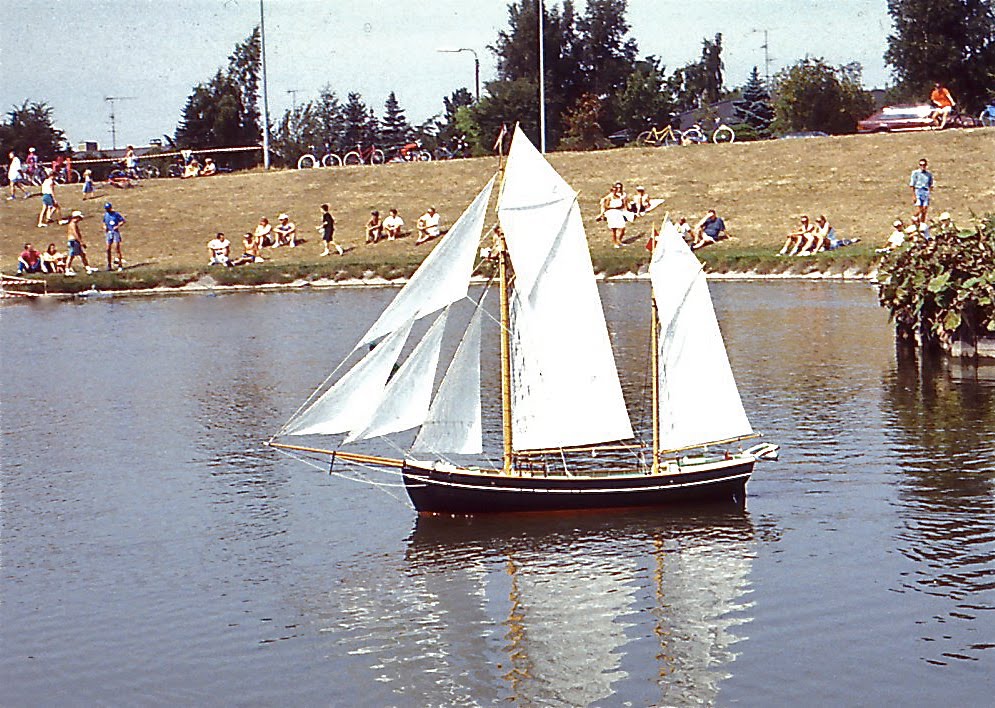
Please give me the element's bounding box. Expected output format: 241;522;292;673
857;104;980;133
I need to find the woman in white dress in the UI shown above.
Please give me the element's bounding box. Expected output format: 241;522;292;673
598;182;630;248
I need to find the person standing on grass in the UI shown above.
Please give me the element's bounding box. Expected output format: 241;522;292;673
103;202;126;271
318;203;343;256
7;151;28;200
598;182;630;248
909;158;934;223
82;169;96;200
65;210;97;275
38;171;63;227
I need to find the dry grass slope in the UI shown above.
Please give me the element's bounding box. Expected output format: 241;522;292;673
2;128;992;289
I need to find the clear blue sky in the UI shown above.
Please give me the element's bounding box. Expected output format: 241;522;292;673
0;0;893;149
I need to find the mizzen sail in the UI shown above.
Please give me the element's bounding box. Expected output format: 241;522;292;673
650;220;753;451
498;127;633;450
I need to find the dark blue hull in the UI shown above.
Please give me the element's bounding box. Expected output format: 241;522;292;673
402;458;754;515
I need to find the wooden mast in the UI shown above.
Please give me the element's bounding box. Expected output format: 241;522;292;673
498;229;514;474
650;280;660;474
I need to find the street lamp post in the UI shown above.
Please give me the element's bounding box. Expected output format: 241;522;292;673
538;0;546;153
259;0;271;169
436;47;480;101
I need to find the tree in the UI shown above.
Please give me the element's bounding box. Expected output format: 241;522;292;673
733;66;774;137
611;57;674;132
885;0;995;111
669;34;725;113
0;101;65;159
577;0;638;99
772;58;875;134
380;92;411;146
466;78;541;151
341;92;369;148
175;27;262;165
559;93;611;150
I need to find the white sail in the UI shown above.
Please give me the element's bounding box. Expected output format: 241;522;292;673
650;220;753;450
346;311;449;443
498;127;633;450
284;320;414;436
411;305;484;455
356;177;495;349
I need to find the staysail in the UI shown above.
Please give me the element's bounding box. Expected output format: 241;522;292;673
345;310;449;443
283;319;414;436
498;127;633;450
355;176;495;349
411;304;485;455
649;220;753;450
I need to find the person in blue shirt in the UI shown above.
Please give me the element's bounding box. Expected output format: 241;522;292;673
909;158;933;223
102;202;127;271
690;209;727;251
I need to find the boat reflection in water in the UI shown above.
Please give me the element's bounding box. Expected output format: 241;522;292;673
330;507;757;705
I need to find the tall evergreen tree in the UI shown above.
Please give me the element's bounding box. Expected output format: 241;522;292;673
577;0;639;99
314;86;346;153
380;92;411;146
364;108;380;146
885;0;995;110
733;66;774;136
341;92;369;148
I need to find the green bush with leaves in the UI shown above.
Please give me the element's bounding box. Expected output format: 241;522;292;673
877;213;995;348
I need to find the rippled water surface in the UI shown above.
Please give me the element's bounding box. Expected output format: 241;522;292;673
2;281;994;705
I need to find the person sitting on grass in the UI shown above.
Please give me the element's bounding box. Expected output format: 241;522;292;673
690;209;727;251
876;220;907;253
416;206;441;245
777;215;815;256
274;213;298;247
200;157;218;176
17;243;43;274
809;215;859;252
255;217;274;248
232;232;264;265
40;243;67;273
208;232;233;266
383;208;404;241
628;186;652;217
182;159;201;179
366;210;383;244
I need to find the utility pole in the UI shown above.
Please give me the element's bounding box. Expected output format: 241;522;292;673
259;0;271;169
104;96;136;150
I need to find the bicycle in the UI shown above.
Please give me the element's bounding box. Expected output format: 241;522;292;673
53;166;82;184
385;141;432;163
343;143;385;166
711;121;736;144
636;125;683;147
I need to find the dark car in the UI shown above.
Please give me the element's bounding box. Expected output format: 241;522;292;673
607;129;637;147
857;104;936;133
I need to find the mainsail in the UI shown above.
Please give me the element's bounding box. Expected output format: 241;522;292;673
649;220;753;450
498;126;633;450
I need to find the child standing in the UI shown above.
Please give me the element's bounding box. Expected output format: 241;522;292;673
318;203;344;255
82;169;95;200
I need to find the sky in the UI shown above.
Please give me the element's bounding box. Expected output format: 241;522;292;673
0;0;895;150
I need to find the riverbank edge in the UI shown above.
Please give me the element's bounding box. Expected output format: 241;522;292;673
3;266;879;301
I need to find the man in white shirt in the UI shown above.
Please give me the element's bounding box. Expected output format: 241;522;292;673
7;151;28;200
416;207;441;245
38;171;62;227
208;232;232;266
383;208;404;241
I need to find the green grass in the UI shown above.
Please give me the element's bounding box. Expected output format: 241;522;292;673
3;127;992;292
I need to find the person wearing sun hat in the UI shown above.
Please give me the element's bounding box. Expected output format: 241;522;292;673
65;210;98;275
274;212;297;247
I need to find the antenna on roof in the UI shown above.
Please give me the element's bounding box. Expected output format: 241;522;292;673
104;96;137;150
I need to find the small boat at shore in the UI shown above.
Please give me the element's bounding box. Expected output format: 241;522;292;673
269;127;776;514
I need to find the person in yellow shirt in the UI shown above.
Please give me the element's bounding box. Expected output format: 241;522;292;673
929;82;955;129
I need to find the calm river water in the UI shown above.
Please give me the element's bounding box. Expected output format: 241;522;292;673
2;281;994;706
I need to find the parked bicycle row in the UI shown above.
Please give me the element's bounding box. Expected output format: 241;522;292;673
296;136;470;169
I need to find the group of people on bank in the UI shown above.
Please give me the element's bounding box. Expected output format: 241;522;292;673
17;203;124;275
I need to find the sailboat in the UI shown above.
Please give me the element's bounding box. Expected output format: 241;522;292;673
269;126;776;514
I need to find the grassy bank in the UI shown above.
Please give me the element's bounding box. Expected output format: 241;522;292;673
2;128;992;292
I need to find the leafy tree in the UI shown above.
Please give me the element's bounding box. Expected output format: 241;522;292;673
466;78;541;151
559;93;611;150
611;57;674;132
577;0;638;99
771;58;875;134
668;35;724;113
885;0;995;111
174;27;262;165
380;91;411;146
733;66;774;137
0;100;65;159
